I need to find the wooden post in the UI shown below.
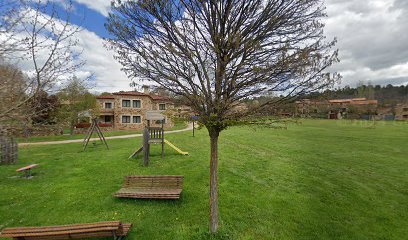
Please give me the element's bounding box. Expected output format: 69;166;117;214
94;120;109;150
143;128;149;166
94;120;104;144
193;121;195;137
82;124;93;146
161;119;164;159
82;122;96;150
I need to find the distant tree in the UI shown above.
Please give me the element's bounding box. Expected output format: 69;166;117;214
30;91;59;124
149;86;173;97
107;0;339;233
356;81;366;98
99;92;113;96
0;64;29;123
366;81;375;100
56;76;97;135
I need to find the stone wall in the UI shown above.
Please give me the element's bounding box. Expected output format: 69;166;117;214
3;125;63;137
395;104;408;120
74;125;115;134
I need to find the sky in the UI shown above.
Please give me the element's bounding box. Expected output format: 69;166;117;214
25;0;408;92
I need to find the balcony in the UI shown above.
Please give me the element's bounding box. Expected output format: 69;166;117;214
100;108;114;114
75;123;113;128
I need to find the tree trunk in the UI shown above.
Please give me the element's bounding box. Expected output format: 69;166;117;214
70;120;75;136
209;129;220;233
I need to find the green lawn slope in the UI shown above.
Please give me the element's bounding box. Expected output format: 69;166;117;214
1;120;407;239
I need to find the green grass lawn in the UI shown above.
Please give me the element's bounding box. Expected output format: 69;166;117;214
16;121;187;143
1;119;408;239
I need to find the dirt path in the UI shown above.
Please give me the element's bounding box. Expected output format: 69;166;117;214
19;124;193;147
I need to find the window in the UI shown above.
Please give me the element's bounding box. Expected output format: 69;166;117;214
105;102;112;109
122;115;131;123
133;100;141;108
104;116;112;123
159;103;166;110
133;116;141;123
122;100;131;107
403;115;408;119
403;108;408;112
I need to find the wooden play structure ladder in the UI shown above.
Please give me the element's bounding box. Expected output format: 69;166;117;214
128;111;187;166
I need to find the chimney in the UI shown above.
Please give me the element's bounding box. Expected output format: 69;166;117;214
142;85;149;94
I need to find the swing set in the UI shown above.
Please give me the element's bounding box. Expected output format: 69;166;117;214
82;118;109;150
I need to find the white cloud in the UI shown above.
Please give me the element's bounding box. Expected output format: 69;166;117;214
38;0;408;90
73;0;111;17
74;0;408;88
324;0;408;87
74;28;131;92
46;0;111;16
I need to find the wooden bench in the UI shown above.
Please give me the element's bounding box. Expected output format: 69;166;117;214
114;176;184;199
0;221;132;240
16;164;39;178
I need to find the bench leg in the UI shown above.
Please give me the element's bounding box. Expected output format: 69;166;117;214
24;169;32;178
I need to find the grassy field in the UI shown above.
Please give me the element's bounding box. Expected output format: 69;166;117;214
16;121;187;143
1;119;408;239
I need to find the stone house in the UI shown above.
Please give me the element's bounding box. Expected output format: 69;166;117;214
295;98;378;119
395;103;408;120
96;88;174;130
327;98;378;119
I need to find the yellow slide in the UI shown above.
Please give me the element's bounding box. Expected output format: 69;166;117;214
164;139;189;155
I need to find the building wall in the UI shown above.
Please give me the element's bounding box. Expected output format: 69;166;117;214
395;104;408;120
97;95;174;130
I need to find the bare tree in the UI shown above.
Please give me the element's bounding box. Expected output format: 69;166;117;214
106;0;340;233
0;64;29;123
0;0;84;125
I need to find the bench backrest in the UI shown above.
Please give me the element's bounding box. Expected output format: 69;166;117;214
0;221;121;239
123;176;183;189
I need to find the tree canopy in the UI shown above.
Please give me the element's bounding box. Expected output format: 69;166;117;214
106;0;340;233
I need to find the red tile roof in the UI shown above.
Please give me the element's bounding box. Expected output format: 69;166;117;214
328;99;352;103
96;95;115;99
328;98;378;105
113;91;147;96
350;100;378;105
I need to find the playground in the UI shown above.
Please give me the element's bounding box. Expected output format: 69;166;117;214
0;120;408;239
